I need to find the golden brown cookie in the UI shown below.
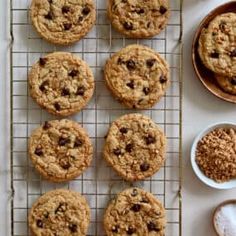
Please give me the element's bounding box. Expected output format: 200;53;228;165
107;0;170;38
30;0;96;45
28;189;90;235
215;75;236;95
29;119;93;182
29;52;94;117
103;113;166;181
198;13;236;77
104;187;166;236
104;44;170;109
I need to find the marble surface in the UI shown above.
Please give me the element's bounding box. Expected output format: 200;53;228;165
0;0;11;234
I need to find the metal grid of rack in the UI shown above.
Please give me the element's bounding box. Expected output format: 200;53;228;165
10;0;183;235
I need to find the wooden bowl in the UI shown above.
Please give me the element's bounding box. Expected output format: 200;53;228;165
213;199;236;236
192;1;236;104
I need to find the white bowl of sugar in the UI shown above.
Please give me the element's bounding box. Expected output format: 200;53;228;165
213;200;236;236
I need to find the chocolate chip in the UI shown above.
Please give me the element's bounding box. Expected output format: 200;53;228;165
60;159;71;169
48;0;52;3
54;102;61;111
210;51;219;58
127;226;136;234
64;23;72;30
147;222;159;231
136;8;144;14
126;80;135;89
117;57;124;65
78;16;83;22
113;148;121;156
39;58;47;66
69;223;77;233
147;22;151;28
140;162;150;171
58;137;70;146
123;22;133;30
160;6;167;14
131;204;141;212
125;143;133;153
55;203;67;214
35;147;43;156
143;87;150;95
159;75;167;84
39;81;49;92
69;69;78;77
145;135;156;144
219;21;226;32
62;6;70;14
146;59;156;68
131;188;138;196
231;77;236;85
43;121;51;130
76;86;85;96
82;6;90;15
230;49;236;57
126;59;136;70
61;88;70;96
111;225;119;233
74;138;83;147
36;219;43;228
45;11;53;20
212;32;217;36
120;127;128;134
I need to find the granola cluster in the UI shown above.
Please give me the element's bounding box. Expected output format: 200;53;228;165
196;128;236;182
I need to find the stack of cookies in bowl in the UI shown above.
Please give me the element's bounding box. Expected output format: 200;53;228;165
198;12;236;95
25;0;172;235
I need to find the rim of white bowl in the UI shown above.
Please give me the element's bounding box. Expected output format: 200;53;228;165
190;122;236;189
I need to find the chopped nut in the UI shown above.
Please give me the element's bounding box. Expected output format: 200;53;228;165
196;128;236;182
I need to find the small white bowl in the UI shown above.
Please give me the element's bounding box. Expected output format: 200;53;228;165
191;122;236;189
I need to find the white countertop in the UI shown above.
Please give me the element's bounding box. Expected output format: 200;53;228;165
183;0;236;235
1;0;236;235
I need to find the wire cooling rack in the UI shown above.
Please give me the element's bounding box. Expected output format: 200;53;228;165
10;0;183;235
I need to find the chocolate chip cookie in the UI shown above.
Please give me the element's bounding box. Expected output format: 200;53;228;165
107;0;170;38
103;113;166;181
104;187;166;236
29;119;93;182
216;75;236;95
104;44;170;109
198;13;236;77
30;0;96;45
29;52;94;117
29;189;90;235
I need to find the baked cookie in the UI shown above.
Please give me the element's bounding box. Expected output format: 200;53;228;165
198;13;236;77
104;44;170;109
29;119;93;182
103;113;166;181
216;75;236;95
29;52;94;117
30;0;96;45
107;0;170;38
104;187;166;236
28;189;90;236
